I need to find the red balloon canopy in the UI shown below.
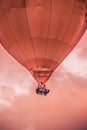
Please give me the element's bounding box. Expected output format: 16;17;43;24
0;0;87;83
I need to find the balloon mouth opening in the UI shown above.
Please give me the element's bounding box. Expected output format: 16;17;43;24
33;67;53;77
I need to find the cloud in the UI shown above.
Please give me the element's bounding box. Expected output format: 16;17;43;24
63;48;87;77
77;48;87;60
0;64;87;130
0;43;87;130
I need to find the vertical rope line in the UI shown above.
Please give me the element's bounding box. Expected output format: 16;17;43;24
24;0;38;67
0;0;32;70
43;0;52;67
49;0;76;68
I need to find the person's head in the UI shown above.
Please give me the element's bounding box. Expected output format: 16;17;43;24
41;82;43;85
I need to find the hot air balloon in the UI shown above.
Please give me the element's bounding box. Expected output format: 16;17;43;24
0;0;87;85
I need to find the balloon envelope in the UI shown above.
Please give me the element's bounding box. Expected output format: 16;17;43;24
0;0;87;83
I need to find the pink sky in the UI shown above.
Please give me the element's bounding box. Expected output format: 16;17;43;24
0;30;87;130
